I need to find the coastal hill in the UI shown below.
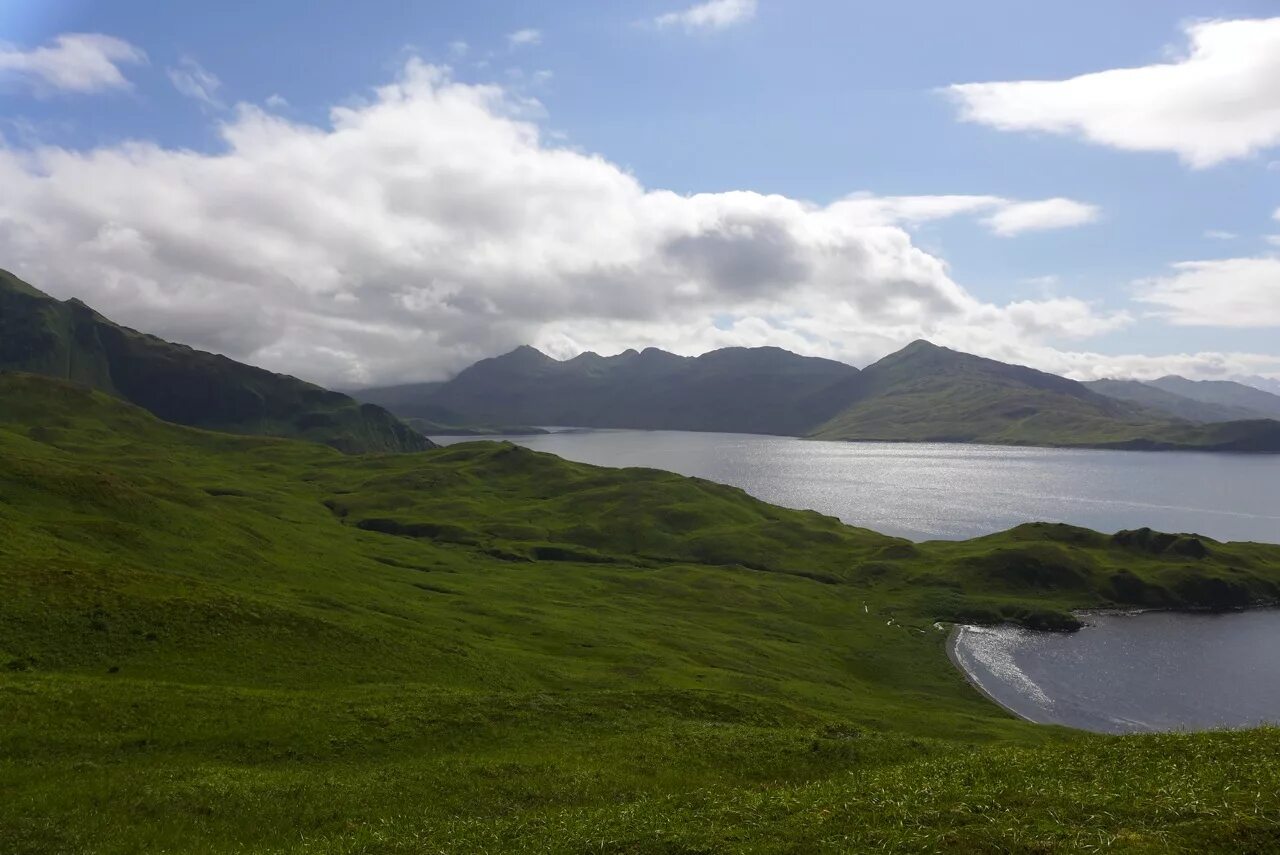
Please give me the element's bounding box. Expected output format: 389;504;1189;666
1144;375;1280;419
4;371;1280;850
361;340;1280;452
812;341;1280;450
1082;378;1271;423
0;269;431;454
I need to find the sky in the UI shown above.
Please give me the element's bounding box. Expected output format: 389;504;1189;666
1;0;1278;388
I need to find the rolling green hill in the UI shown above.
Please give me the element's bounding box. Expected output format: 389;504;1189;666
4;371;1280;852
812;341;1280;450
1083;378;1268;423
0;269;432;454
1147;375;1280;419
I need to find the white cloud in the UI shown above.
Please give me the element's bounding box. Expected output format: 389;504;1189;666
1136;257;1280;327
0;33;145;94
167;57;223;108
656;0;757;31
829;194;1004;225
1203;230;1236;240
946;17;1280;168
506;29;541;48
265;93;288;109
982;198;1099;236
449;40;469;58
829;193;1099;237
1266;235;1280;247
996;345;1280;384
0;59;1144;388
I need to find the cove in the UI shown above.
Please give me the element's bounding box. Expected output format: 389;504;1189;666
949;610;1280;733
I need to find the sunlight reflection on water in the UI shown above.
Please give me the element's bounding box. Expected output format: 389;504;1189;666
432;430;1280;543
951;611;1280;733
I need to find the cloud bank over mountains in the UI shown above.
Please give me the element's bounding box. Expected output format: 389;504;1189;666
0;58;1140;387
0;36;1276;387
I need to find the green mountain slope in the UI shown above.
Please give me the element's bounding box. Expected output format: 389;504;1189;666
4;373;1280;852
1147;374;1280;419
0;269;432;453
391;344;865;436
1084;378;1267;423
813;341;1280;450
384;340;1280;451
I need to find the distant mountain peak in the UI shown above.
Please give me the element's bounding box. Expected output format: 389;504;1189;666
493;344;554;365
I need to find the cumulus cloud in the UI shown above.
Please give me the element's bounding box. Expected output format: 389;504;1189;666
1136;257;1280;327
946;17;1280;168
0;33;146;94
0;59;1148;388
830;193;1099;237
980;343;1280;384
506;29;541;48
655;0;757;31
167;57;223;108
983;198;1099;236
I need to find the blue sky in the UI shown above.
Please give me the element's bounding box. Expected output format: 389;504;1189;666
1;0;1278;386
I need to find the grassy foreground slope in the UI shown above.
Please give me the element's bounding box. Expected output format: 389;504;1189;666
0;270;431;454
3;373;1280;853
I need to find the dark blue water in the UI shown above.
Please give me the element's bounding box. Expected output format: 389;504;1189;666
950;611;1280;733
431;429;1280;543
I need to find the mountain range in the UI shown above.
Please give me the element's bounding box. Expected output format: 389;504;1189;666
6;266;1278;455
360;341;1280;452
0;270;432;454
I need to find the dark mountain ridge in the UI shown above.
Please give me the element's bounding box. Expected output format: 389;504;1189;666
1146;375;1280;420
0;269;432;454
1083;378;1275;423
419;343;864;436
375;339;1280;452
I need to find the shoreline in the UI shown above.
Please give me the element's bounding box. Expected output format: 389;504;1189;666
944;625;1044;726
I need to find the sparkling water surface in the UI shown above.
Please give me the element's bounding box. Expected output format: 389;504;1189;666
950;611;1280;733
432;429;1280;543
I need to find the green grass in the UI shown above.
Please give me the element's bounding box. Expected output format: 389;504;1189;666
3;372;1280;853
0;270;431;453
812;341;1280;451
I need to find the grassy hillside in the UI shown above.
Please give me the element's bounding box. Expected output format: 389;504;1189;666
813;341;1280;451
0;269;431;454
1148;375;1280;420
4;372;1280;853
1084;378;1269;423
